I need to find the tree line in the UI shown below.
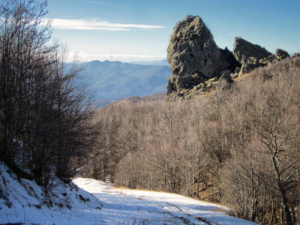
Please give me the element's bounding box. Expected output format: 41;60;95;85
0;0;93;187
88;57;300;225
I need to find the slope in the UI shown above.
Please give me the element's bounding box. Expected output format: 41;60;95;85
79;60;171;100
0;160;257;224
74;178;258;225
0;162;103;225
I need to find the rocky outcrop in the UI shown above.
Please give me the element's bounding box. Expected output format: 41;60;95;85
293;53;300;58
165;15;292;100
233;37;272;76
259;55;276;65
166;16;239;99
276;49;290;60
259;49;290;65
222;47;241;71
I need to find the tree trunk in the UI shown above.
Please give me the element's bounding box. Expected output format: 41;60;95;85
272;156;293;225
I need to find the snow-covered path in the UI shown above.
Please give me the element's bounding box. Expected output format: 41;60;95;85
0;160;257;225
73;178;257;225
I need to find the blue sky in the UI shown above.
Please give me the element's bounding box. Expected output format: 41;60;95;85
47;0;300;62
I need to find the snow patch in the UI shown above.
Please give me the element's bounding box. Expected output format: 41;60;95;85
0;162;257;224
0;162;102;225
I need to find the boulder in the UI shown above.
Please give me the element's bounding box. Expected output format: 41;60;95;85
293;53;300;58
233;37;272;75
275;49;290;60
233;37;272;65
259;55;276;65
166;15;234;99
259;49;290;66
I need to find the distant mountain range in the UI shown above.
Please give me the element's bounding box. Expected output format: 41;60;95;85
78;60;170;101
131;59;169;66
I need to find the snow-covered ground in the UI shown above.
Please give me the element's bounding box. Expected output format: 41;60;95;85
0;162;103;225
73;178;257;225
0;161;257;224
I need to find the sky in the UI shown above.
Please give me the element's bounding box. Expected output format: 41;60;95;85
47;0;300;62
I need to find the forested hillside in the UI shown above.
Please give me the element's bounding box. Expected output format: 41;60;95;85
85;57;300;224
0;0;93;186
1;1;300;225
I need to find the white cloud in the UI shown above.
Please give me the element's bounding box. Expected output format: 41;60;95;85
67;52;166;62
49;18;165;31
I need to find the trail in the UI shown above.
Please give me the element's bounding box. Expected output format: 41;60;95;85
0;163;258;225
73;178;258;225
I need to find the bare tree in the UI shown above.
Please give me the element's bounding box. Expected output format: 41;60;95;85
0;0;93;186
250;74;300;225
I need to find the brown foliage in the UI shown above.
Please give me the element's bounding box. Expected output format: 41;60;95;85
88;57;300;224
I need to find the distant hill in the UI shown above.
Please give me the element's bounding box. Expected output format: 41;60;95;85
78;60;170;100
114;93;166;106
130;59;169;66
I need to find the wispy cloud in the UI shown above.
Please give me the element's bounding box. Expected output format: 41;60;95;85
86;1;131;9
49;19;165;31
67;52;166;62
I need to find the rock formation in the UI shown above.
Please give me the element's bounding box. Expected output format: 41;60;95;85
293;53;300;58
275;49;290;60
166;15;291;100
259;49;290;65
166;16;239;99
232;37;272;76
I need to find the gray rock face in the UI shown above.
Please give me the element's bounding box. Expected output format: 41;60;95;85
221;47;241;71
166;16;232;97
233;37;272;75
259;55;276;65
233;37;272;65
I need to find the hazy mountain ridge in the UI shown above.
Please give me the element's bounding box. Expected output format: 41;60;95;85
79;60;170;100
130;59;169;66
